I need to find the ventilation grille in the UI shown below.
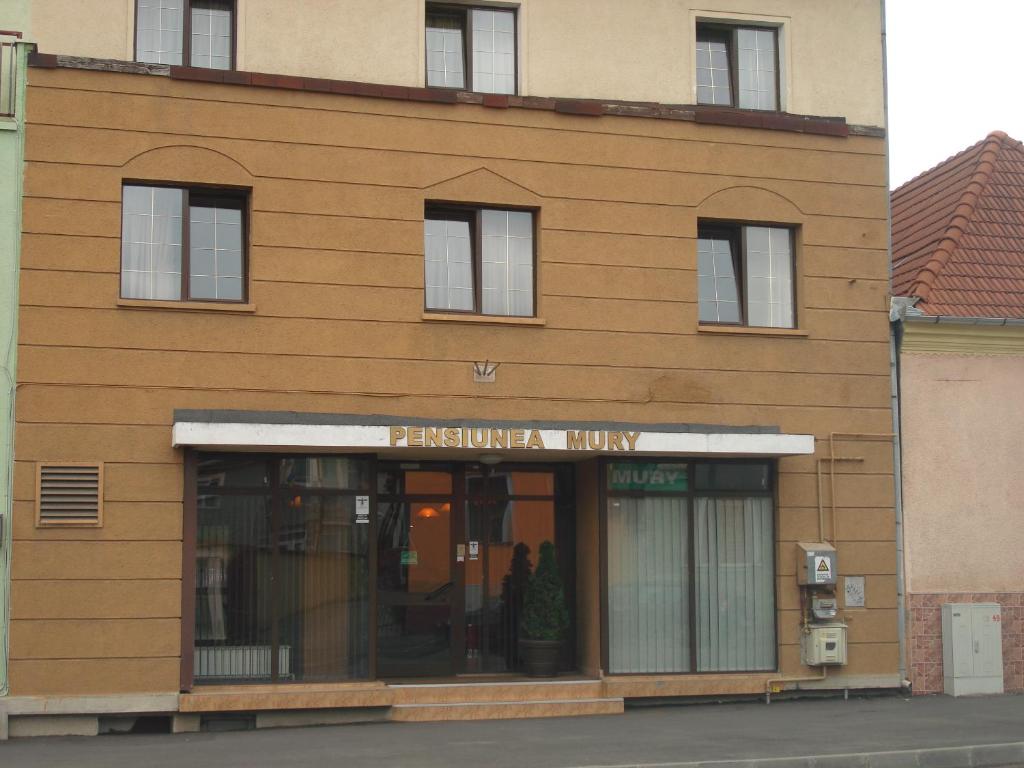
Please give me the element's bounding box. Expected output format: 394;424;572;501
37;463;103;526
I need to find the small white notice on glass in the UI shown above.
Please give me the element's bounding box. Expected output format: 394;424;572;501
355;495;370;524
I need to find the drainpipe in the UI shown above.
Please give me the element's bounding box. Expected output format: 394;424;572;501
879;0;912;693
889;299;912;692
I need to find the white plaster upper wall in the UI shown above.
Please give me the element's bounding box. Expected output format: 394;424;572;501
29;0;134;59
901;353;1024;594
28;0;885;126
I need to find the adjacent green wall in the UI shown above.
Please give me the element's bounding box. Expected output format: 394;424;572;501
0;15;29;696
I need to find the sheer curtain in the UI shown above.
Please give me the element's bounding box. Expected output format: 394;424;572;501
607;497;689;673
694;496;775;671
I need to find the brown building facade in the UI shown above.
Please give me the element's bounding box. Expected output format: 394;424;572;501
3;0;895;735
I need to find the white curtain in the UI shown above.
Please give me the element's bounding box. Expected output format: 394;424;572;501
695;496;775;671
481;209;533;317
607;497;689;673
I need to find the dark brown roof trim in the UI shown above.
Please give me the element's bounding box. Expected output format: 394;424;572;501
29;52;883;138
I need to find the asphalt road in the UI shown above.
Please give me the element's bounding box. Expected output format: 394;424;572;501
2;693;1023;768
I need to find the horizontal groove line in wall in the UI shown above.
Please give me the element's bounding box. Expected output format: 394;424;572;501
23;156;880;200
17;344;895;377
12;397;893;414
27;82;887;159
10;616;181;621
24;119;889;191
15;316;892;346
21;192;890;224
9;656;181;661
778;505;895;511
17;266;895;287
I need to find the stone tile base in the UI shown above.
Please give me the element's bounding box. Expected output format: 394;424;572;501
907;592;1023;694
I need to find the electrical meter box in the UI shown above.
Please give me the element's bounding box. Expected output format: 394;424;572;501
942;603;1003;696
796;542;837;586
801;622;848;666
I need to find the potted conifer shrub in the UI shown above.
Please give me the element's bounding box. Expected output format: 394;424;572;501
519;540;569;677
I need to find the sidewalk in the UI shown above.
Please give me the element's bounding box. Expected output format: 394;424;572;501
0;693;1022;768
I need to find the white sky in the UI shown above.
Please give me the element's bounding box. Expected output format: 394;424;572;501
886;0;1024;188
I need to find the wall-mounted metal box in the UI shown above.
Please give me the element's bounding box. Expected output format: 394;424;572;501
942;603;1003;696
796;542;837;586
801;622;847;666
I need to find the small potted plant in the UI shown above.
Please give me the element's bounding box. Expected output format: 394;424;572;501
519;540;569;677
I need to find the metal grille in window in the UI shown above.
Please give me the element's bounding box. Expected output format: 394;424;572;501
37;463;104;526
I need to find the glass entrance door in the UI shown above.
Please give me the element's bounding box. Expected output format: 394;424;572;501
376;469;456;677
462;468;562;674
376;462;574;677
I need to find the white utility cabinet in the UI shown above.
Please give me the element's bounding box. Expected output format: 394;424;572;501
942;603;1003;696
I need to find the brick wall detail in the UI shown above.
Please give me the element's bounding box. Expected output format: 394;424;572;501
908;592;1023;694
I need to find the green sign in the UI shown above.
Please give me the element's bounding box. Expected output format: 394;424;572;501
608;463;688;492
400;550;419;566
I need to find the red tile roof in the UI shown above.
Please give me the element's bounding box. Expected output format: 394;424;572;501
891;131;1024;318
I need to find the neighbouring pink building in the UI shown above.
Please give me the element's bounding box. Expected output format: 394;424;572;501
892;131;1024;695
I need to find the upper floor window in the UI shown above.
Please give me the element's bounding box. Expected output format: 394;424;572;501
696;23;778;111
697;223;794;328
426;4;516;94
121;184;247;303
424;205;535;317
135;0;235;69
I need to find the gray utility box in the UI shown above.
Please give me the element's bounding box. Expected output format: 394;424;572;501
942;603;1003;696
796;542;837;586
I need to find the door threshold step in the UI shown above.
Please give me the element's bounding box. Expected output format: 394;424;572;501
388;678;599;688
389;680;605;704
389;697;624;722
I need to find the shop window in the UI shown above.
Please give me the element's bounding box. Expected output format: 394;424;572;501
696;23;779;111
605;461;776;674
697;223;795;328
424;205;536;317
121;184;247;303
135;0;235;70
426;4;517;94
193;455;372;684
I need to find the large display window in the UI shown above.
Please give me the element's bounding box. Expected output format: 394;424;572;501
191;454;372;684
604;460;776;675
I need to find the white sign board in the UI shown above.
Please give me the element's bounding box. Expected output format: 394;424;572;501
355;495;370;524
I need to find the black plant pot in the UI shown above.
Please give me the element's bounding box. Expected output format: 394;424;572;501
520;639;561;677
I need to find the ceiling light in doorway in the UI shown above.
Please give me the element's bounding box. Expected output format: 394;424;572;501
478;453;504;466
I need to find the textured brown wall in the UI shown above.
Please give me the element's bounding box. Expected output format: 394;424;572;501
11;66;896;697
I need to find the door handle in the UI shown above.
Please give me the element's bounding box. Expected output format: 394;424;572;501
426;581;454;602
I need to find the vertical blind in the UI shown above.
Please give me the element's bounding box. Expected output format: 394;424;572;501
607;497;690;673
607;493;775;674
695;496;775;671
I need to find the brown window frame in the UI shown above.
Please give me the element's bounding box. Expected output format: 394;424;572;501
424;203;538;318
120;182;250;304
696;22;780;111
133;0;238;70
425;3;519;94
697;221;797;329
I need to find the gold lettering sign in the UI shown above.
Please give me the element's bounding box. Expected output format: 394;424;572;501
388;427;641;451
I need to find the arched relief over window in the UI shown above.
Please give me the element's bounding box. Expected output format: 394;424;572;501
696;185;804;224
695;186;804;331
121;145;255;190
